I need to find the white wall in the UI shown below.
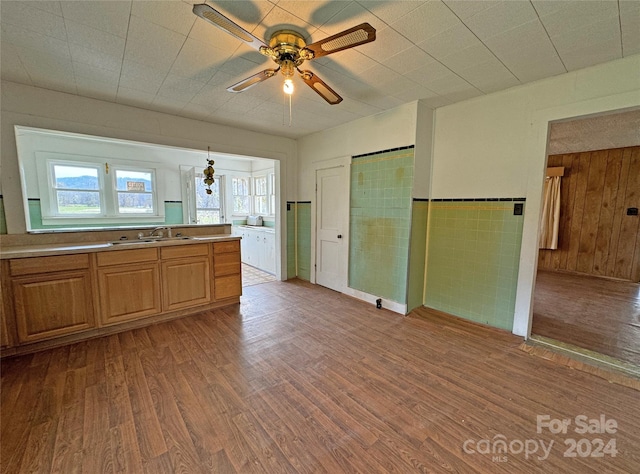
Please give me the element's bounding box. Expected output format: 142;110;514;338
296;101;418;200
429;54;640;336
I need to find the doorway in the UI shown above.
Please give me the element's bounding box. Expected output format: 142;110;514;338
315;165;348;293
531;111;640;367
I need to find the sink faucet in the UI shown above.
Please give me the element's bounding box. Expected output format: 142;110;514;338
149;226;172;238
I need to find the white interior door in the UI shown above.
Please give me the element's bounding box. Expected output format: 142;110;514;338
316;166;347;292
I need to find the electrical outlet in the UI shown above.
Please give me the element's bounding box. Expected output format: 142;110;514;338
514;203;523;215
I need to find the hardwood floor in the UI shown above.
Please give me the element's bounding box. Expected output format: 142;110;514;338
2;279;639;473
532;270;640;366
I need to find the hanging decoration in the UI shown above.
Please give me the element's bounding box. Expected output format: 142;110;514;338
203;146;215;194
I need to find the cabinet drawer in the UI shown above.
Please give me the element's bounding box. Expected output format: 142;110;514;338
215;274;242;300
213;240;240;254
97;248;158;267
160;243;209;260
214;252;241;276
10;254;89;276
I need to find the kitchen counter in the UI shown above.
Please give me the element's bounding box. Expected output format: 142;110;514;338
0;234;240;259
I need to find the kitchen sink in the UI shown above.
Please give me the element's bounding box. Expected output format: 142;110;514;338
110;236;193;245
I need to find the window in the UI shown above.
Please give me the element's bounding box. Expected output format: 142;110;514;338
269;172;276;215
194;173;223;224
232;177;250;215
253;175;268;215
39;156;161;224
51;163;102;215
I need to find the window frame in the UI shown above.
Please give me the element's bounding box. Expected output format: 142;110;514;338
194;172;224;224
231;176;251;216
37;152;163;225
253;175;269;216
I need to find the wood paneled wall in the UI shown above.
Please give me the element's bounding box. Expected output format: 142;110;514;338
538;146;640;282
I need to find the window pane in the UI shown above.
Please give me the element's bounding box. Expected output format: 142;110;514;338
196;210;221;224
56;190;101;213
255;177;267;195
234;196;250;214
116;170;153;192
254;195;268;215
54;165;99;190
233;177;249;195
195;175;220;209
117;192;154;213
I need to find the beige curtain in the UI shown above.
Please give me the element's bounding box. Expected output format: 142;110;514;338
539;176;561;249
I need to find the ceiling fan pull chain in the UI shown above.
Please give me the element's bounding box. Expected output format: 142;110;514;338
289;93;293;127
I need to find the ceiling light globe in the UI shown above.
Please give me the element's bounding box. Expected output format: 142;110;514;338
283;79;294;95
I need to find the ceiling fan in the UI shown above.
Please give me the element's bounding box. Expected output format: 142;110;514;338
192;3;376;105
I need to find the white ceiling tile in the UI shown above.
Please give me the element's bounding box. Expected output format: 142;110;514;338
219;56;270;81
124;34;184;71
391;1;460;44
550;15;621;55
31;76;77;95
119;61;165;95
0;42;32;84
18;48;76;90
252;5;314;42
357;26;414;62
560;38;623;71
157;74;206;102
28;1;64;17
169;38;232;82
462;0;538;39
359;1;426;24
534;0;619;38
188;15;247;51
435;43;496;72
442;0;500;20
60;0;132;38
405;60;455;87
417;22;480;61
64;19;126;57
72;61;120;84
391;85;439;102
0;1;67;40
131;0;196;35
204;0;276;36
190;87;232;109
423;72;475;95
419;95;453;109
318;2;383;36
1;23;70;59
385;46;436;74
75;76;118;102
151;94;189;113
441;87;483;103
621;0;640;56
317;49;379;77
68;43;123;73
276;1;349;28
455;59;519;93
359;63;403;87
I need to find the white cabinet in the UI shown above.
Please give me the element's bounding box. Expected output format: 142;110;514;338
235;226;276;274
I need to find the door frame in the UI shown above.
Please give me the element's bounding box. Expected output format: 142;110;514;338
310;156;350;290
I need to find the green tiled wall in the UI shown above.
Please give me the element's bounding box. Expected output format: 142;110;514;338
27;199;181;230
296;202;312;281
0;197;7;234
407;200;429;312
286;203;296;279
349;149;414;304
424;201;525;330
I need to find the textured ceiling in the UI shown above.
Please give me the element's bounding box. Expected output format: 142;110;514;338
548;108;640;155
2;0;639;139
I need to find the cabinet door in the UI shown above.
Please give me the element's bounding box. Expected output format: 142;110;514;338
0;281;10;348
12;271;95;343
161;256;211;311
97;263;161;325
263;232;276;274
215;274;242;300
240;231;250;264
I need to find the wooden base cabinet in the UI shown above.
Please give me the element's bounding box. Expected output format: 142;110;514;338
12;271;95;343
161;244;211;311
213;241;242;300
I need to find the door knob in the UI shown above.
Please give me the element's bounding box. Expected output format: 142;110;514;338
337;234;342;239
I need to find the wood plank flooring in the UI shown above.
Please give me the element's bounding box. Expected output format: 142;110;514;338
532;270;640;366
2;279;639;473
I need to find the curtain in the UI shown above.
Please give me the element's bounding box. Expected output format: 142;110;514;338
539;176;561;249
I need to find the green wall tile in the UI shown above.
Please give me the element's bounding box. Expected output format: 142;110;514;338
349;149;414;304
407;201;428;312
424;201;525;331
286;203;296;279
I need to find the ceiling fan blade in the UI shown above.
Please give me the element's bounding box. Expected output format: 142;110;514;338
298;70;343;105
192;3;266;51
227;69;279;93
303;23;376;59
